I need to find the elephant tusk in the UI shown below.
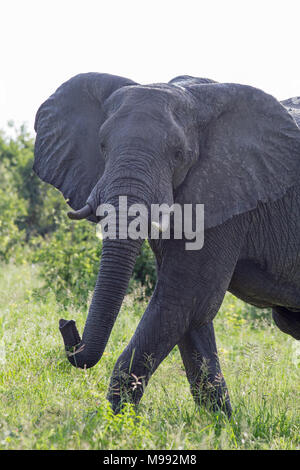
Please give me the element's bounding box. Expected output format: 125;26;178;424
151;213;170;233
67;204;93;220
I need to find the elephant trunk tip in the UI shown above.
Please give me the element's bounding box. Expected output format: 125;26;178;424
59;319;99;369
59;318;81;348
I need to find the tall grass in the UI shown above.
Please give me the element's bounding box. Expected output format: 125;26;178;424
0;262;299;449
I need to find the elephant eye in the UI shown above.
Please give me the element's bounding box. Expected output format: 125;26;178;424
100;142;107;159
174;149;183;161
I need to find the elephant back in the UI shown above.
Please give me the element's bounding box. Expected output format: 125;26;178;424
281;96;300;129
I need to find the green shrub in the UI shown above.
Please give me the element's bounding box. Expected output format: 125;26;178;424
0;128;28;261
0;125;66;259
129;241;157;297
0;170;27;262
32;216;102;307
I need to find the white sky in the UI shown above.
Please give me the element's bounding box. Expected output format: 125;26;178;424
1;0;300;136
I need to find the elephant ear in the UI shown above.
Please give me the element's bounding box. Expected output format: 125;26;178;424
34;73;137;219
175;81;300;229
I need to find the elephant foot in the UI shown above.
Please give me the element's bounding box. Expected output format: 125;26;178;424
106;369;145;414
190;380;232;418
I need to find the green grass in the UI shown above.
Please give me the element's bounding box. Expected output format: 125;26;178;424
0;262;299;450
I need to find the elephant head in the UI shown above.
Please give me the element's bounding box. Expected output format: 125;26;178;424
34;73;300;369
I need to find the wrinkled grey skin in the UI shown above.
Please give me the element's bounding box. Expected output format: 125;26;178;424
34;74;300;416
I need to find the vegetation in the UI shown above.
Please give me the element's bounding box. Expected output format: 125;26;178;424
0;128;299;449
0;263;299;450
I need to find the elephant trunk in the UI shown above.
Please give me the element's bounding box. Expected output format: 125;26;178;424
59;182;149;369
59;154;173;369
59;236;142;369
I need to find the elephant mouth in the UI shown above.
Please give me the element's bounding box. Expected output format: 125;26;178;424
67;196;205;250
68;199;171;233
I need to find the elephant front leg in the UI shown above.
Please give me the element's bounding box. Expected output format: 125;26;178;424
106;286;193;413
107;218;248;414
178;321;232;416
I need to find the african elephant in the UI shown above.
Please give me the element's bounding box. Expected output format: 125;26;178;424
33;73;300;416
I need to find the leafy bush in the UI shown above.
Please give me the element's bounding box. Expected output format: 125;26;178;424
129;241;157;297
0;125;66;262
0;163;27;262
33;216;102;306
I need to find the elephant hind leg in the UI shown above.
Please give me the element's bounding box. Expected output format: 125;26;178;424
272;306;300;340
178;322;232;417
